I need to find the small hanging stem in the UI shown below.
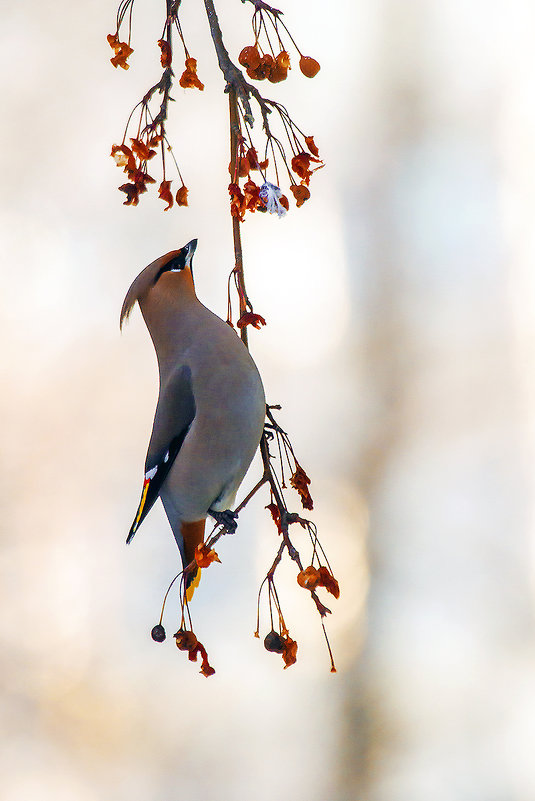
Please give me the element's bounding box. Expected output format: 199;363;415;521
228;87;249;347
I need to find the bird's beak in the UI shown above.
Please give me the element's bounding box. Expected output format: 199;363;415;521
184;239;197;269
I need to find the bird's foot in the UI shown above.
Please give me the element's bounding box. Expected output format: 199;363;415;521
209;508;238;533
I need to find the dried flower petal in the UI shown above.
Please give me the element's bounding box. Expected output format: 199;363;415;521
118;182;139;206
299;55;320;78
237;156;251;178
290;463;313;509
187;639;216;677
129;169;156;194
195;543;221;568
277;50;291;69
196;643;216;677
158;179;174;210
291;151;322;185
179;57;204;90
157;38;172;67
108;38;134;70
130;137;156;162
237;312;267;330
281;635;298;668
243;178;261;210
107;33;120;51
246;147;268;171
317;566;340;599
148;132;164;147
297;565;340;599
266;502;283;533
228;182;246;221
304;136;320;157
111;144;136;171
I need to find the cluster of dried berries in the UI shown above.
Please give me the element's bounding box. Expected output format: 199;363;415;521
228;114;322;220
107;32;134;70
237;311;267;330
175;629;216;677
111;132;188;209
265;416;315;512
228;179;289;221
107;0;204;208
224;256;267;335
107;0;135;69
179;56;204;90
148;541;222;676
108;0;337;675
151;619;217;678
238;0;320;83
194;542;221;567
264;629;298;668
253;408;339;672
297;565;340;598
255;573;299;669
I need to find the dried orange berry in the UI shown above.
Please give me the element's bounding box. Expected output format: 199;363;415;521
297;565;321;590
248;53;275;81
268;62;287;83
174;629;198;651
290;184;311;207
176;184;188;206
299;55;321;78
261;53;274;73
239;45;261;70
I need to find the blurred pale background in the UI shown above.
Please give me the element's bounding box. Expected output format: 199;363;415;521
2;0;535;799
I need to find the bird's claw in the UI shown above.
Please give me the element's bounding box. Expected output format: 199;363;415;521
209;508;238;533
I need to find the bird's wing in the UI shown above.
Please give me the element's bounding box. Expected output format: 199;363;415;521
126;365;195;543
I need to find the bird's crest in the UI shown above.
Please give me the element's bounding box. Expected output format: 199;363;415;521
120;240;197;329
120;250;182;329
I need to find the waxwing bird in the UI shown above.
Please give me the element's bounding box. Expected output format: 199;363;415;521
120;239;266;599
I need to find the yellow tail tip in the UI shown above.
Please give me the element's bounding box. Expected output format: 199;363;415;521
185;567;201;602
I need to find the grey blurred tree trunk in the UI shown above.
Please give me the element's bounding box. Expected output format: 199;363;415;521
337;1;535;799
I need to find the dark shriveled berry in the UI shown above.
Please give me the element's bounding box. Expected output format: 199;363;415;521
264;630;285;654
151;624;166;642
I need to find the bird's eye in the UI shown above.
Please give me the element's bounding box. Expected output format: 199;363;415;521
167;257;184;272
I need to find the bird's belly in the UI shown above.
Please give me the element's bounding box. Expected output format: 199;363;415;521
162;392;264;521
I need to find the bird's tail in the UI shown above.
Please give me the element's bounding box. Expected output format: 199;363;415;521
185;567;201;602
182;519;206;602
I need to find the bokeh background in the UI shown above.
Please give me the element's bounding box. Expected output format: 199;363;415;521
2;0;535;798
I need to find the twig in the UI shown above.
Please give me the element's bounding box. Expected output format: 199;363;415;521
203;0;274;133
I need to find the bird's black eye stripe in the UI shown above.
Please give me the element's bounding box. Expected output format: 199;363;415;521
153;256;185;285
167;257;184;271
